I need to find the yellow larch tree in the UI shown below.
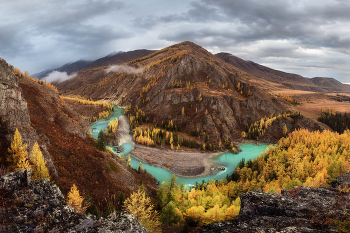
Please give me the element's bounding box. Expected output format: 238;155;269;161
67;184;87;213
31;142;50;181
124;188;161;233
7;128;31;171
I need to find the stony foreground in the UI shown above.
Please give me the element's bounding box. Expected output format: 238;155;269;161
201;173;350;233
0;169;147;233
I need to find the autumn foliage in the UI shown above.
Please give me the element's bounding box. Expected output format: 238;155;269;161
124;187;161;233
30;142;50;181
67;184;88;213
14;67;58;92
159;129;350;227
7;128;31;171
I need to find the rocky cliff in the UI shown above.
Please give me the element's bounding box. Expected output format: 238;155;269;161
0;169;147;232
0;58;57;175
201;172;350;232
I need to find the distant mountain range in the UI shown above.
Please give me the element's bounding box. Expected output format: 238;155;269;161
32;49;155;80
33;47;350;93
215;53;350;92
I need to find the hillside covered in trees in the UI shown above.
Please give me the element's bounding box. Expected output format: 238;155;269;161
147;129;350;230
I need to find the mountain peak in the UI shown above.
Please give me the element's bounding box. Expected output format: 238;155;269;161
106;51;124;57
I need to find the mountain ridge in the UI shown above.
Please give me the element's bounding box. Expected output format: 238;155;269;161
216;52;350;92
57;41;327;146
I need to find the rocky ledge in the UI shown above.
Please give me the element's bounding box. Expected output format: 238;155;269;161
201;172;350;233
0;169;147;233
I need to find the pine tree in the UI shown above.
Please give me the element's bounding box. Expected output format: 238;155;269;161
96;130;106;151
31;142;50;181
7;128;31;171
67;184;88;213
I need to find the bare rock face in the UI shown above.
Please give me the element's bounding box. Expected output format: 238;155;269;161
0;58;31;133
0;169;147;233
0;58;57;176
201;172;350;232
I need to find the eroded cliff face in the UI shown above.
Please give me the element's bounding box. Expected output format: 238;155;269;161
0;58;57;176
0;169;147;232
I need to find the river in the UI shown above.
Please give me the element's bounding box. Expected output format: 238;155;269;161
91;107;269;187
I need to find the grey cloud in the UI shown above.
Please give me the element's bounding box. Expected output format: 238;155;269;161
46;71;77;83
1;0;349;83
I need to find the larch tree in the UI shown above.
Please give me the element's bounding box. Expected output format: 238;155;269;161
67;184;88;213
126;154;132;167
31;142;50;181
282;124;288;136
124;187;161;233
7;128;31;171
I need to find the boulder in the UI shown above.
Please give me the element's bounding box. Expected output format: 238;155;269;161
0;169;147;232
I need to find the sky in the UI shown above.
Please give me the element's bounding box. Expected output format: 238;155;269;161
1;0;349;83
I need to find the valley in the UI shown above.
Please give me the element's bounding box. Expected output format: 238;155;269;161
1;41;350;232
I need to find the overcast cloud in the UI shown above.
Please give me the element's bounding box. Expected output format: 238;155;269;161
0;0;349;83
45;71;77;83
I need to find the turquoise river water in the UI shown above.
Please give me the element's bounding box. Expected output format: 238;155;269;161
91;107;269;187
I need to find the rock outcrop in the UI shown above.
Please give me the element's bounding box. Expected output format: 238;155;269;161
0;169;147;232
0;58;57;176
201;172;350;232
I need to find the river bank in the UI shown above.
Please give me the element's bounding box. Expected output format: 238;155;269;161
130;144;225;178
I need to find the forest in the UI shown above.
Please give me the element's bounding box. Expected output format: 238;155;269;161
318;109;350;133
123;128;350;232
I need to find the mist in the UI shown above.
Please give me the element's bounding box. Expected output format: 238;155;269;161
45;71;77;83
105;65;143;74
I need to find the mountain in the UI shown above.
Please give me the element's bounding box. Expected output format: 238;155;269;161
311;77;350;92
32;49;156;81
32;59;92;80
0;57;158;215
84;49;156;70
215;52;325;92
57;41;326;145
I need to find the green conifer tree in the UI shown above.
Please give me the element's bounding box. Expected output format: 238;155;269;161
96;130;106;151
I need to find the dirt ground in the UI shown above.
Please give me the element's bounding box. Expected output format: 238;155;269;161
268;89;350;120
130;144;223;177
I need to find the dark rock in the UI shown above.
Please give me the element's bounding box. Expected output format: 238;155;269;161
330;172;350;188
201;172;350;232
0;169;148;232
0;169;32;191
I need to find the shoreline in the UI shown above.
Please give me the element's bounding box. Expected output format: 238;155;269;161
129;144;227;178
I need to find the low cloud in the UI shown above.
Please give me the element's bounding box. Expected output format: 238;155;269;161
46;71;77;83
105;65;143;74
